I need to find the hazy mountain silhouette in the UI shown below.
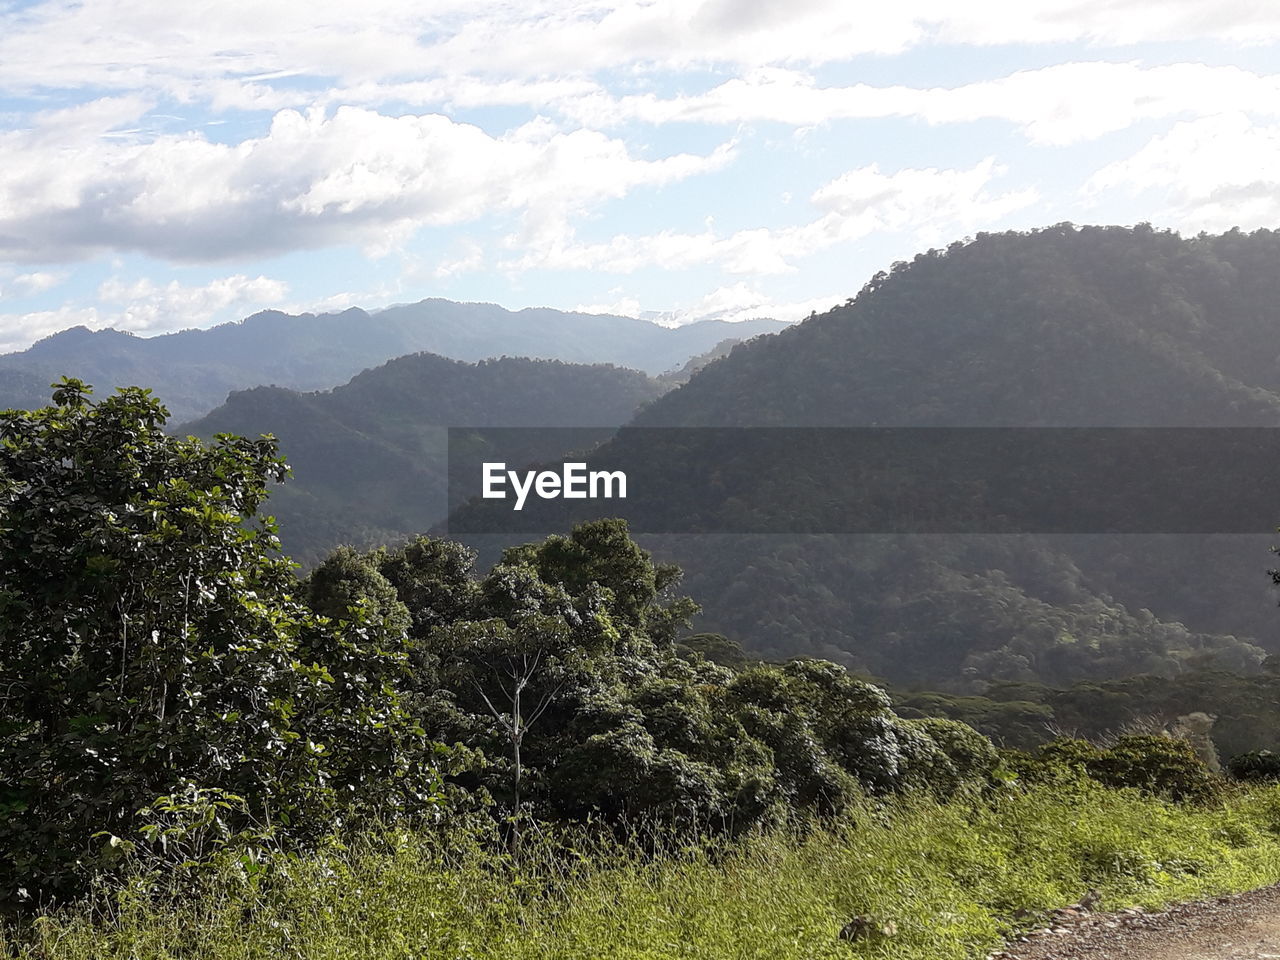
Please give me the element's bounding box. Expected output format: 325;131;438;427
0;299;786;421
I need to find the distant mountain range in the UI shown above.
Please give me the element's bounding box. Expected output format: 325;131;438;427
0;299;787;421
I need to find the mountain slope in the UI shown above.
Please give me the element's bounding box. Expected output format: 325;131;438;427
183;352;668;564
452;224;1280;689
632;224;1280;429
0;300;785;421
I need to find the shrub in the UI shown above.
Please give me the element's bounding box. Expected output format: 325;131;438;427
1228;750;1280;783
1090;735;1224;803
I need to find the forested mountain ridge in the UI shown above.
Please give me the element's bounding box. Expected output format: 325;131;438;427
633;223;1280;429
454;225;1280;689
0;299;785;421
182;352;669;565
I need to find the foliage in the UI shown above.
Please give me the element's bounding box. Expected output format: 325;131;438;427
1007;735;1224;803
292;520;1008;840
1227;750;1280;783
0;382;444;904
897;668;1280;762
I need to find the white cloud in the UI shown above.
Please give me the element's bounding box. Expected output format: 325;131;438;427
287;288;394;316
96;274;290;333
563;62;1280;146
642;283;838;326
0;105;734;263
573;294;644;318
933;0;1280;47
2;2;1280;108
0;273;289;351
434;238;486;279
1084;114;1280;232
0;305;102;353
511;158;1037;275
576;283;830;327
0;271;66;299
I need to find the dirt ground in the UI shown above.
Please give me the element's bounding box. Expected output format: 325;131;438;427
990;885;1280;960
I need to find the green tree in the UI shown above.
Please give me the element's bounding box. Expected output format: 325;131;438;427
0;381;441;903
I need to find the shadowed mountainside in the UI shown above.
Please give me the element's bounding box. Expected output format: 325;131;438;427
182;351;670;565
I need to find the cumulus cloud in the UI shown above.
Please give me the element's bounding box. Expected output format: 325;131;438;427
0;273;289;352
576;283;830;327
0;105;734;263
0;305;102;353
96;274;290;333
434;238;486;279
512;158;1037;275
572;294;645;318
645;283;839;326
1084;114;1280;232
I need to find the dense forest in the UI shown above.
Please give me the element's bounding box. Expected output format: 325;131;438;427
0;300;783;421
0;382;1011;902
446;225;1280;694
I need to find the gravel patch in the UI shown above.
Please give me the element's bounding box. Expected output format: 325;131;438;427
990;885;1280;960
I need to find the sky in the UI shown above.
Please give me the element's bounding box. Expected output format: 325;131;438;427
2;1;1280;352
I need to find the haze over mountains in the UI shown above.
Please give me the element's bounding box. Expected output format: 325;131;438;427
0;299;787;422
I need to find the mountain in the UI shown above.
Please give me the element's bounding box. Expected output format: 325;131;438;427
449;224;1280;689
182;352;669;565
629;225;1280;428
0;366;57;412
656;337;744;385
1;300;787;421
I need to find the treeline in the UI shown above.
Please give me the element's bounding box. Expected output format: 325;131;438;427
897;668;1280;762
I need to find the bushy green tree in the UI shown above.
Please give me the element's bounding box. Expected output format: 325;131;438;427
301;520;1009;837
303;546;410;635
1227;750;1280;782
0;382;442;903
1008;735;1221;802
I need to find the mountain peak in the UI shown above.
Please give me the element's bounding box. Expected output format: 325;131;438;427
26;325;135;353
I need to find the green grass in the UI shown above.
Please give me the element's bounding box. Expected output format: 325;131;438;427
9;781;1280;960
